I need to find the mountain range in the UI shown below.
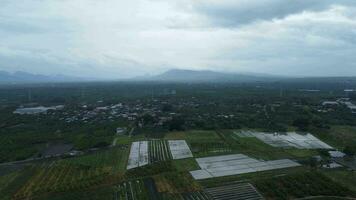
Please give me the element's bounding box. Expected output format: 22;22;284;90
134;69;283;83
0;71;85;84
1;69;356;84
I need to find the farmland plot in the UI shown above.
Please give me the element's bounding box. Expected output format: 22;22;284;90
128;140;193;169
114;178;160;200
13;163;111;199
127;141;149;170
190;154;300;180
149;140;172;163
114;179;149;200
189;142;231;157
204;183;264;200
168;140;193;160
183;191;210;200
234;131;333;149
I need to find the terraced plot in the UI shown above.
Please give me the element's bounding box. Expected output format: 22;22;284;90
205;183;264;200
234;131;333;149
190;154;300;180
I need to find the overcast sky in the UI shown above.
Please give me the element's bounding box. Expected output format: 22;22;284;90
1;0;356;79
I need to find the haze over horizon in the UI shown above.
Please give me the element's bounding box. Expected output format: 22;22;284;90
1;0;356;79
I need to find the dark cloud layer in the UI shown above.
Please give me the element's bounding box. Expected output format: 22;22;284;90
193;0;356;26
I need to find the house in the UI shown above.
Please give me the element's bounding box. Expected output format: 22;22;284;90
322;101;339;107
116;127;126;135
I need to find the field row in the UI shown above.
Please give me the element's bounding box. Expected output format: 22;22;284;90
127;140;193;169
149;140;172;163
11;148;128;199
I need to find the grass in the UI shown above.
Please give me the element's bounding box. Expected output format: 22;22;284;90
0;167;37;200
311;126;356;150
165;130;221;143
153;172;201;193
33;185;114;200
322;169;356;193
254;171;355;200
0;172;20;195
172;158;200;172
113;135;132;145
60;147;129;174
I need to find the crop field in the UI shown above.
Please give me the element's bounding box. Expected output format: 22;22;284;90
114;179;150;200
33;186;114;200
189;142;231;157
234;131;333;149
13;163;112;199
218;130;319;160
165;131;231;157
1;147;128;199
322;169;356;193
114;178;161;200
154;172;201;194
168;140;193;160
312;126;356;149
204;183;264;200
0;167;37;200
254;171;355;200
149;140;172;163
128;140;193;169
190;154;301;180
183;191;210;200
61;147;129;173
127;141;149;169
165;131;222;143
173;158;200;172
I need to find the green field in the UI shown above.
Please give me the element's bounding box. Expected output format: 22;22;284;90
0;147;128;200
254;171;355;200
1;129;355;199
322;169;356;193
312;126;356;150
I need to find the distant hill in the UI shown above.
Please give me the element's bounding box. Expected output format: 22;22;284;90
0;71;85;84
136;69;283;83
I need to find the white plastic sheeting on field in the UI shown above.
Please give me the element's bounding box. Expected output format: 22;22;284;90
127;141;149;169
190;154;301;180
235;131;333;149
168;140;193;160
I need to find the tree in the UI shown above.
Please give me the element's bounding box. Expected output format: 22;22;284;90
293;118;310;131
344;145;356;157
167;117;185;131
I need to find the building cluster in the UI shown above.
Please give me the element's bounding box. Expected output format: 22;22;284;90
321;98;356;113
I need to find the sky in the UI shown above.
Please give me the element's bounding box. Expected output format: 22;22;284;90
0;0;356;79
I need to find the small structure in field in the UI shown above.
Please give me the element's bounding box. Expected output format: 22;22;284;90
116;127;126;135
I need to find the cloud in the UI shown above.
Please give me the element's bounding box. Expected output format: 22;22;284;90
0;0;355;78
191;0;356;26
